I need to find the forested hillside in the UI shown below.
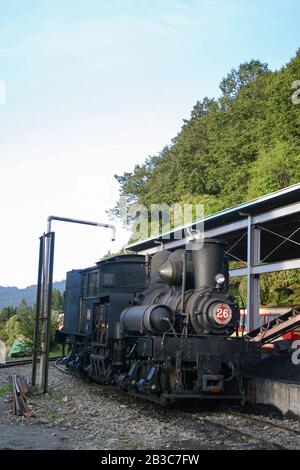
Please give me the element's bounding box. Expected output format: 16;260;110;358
113;50;300;305
114;51;300;217
0;280;65;310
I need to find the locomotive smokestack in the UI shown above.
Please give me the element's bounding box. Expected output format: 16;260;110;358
190;239;226;290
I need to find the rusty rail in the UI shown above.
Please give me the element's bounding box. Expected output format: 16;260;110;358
9;374;32;418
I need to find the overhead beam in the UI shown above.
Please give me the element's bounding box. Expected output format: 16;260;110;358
230;258;300;277
136;219;248;255
253;201;300;225
128;200;300;254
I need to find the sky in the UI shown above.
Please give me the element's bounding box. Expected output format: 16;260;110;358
0;0;299;287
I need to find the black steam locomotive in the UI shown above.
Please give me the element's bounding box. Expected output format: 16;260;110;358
60;239;259;404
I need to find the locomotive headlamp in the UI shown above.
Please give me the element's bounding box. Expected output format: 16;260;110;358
215;273;225;285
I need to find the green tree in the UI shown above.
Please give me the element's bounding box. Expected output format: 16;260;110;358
112;51;300;219
3;299;59;349
5;315;22;347
0;306;17;324
101;248;127;260
52;288;64;313
219;59;269;107
15;299;35;347
0;306;17;343
247;142;300;198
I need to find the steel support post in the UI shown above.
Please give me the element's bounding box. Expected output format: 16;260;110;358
38;231;55;393
246;216;261;331
32;234;44;386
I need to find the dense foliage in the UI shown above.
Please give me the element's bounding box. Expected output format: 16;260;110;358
112;50;300;305
0;288;64;350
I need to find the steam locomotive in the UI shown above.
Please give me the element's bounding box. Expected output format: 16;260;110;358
60;239;260;403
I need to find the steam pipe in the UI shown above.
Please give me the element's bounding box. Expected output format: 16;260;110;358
47;215;116;241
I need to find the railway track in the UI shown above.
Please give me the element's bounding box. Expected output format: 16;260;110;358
52;362;300;449
0;356;62;369
227;410;300;437
178;409;300;450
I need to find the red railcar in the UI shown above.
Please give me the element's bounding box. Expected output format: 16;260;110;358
239;305;300;341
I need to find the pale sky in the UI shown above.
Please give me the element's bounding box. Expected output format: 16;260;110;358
0;0;299;287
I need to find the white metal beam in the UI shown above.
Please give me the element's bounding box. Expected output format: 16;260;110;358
253;201;300;225
132;201;300;256
135;219;248;255
230;258;300;277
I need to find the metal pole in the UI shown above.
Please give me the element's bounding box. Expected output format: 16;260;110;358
252;226;261;329
38;215;116;393
246;216;261;331
43;232;55;392
32;235;44;386
38;231;54;392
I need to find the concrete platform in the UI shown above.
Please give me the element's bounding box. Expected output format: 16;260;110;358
246;377;300;419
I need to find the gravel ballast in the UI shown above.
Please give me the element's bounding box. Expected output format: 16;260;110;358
0;363;300;450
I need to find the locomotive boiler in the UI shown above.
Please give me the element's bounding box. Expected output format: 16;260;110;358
60;239;259;404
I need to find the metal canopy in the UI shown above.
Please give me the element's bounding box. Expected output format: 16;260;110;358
126;183;300;253
126;183;300;332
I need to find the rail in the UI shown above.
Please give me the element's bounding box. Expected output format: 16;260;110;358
0;356;62;369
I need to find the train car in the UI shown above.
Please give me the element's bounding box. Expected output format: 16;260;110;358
61;254;147;369
60;240;260;404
